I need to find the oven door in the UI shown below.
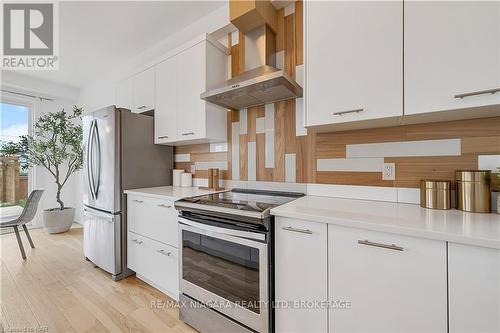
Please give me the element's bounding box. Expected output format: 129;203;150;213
179;217;268;333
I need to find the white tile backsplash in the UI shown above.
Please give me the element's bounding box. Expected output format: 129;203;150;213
285;154;296;183
248;142;257;181
231;122;240;180
347;139;461;158
317;158;384;172
478;155;500;171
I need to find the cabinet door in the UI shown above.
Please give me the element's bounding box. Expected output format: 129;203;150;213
275;218;328;333
148;240;179;301
155;57;177;144
329;225;447;333
405;1;500;115
133;67;155;113
305;1;403;127
448;243;500;333
116;77;133;110
177;41;206;139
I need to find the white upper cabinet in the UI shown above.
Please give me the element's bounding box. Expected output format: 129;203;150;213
154;36;228;145
328;225;447;333
305;1;403;129
116;67;155;113
177;41;206;139
404;1;500;117
155;56;177;144
448;243;500;333
132;67;155;113
115;76;133;110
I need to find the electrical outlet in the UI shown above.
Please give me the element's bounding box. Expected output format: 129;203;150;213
382;163;396;180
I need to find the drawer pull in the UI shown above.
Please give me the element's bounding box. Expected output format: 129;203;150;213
454;88;500;99
358;239;403;251
132;199;144;203
157;249;171;256
333;108;364;116
137;105;147;110
157;204;172;209
158;135;169;139
132;239;143;245
282;226;313;235
181;132;195;136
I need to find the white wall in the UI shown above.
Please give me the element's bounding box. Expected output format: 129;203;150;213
1;72;83;225
77;3;230;111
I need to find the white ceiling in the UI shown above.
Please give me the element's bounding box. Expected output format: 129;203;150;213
18;1;226;89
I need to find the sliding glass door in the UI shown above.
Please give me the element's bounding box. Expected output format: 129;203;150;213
0;99;34;229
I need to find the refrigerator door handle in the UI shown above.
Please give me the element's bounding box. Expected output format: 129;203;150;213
83;206;114;221
93;120;101;198
86;120;96;200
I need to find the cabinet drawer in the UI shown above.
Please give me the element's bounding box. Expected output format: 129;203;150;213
127;194;178;247
127;231;179;300
328;225;447;332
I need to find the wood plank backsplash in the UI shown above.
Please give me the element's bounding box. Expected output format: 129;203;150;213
174;1;500;188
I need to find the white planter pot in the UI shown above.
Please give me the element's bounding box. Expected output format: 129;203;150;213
43;207;75;234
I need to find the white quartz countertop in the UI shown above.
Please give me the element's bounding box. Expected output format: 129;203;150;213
270;196;500;249
124;186;225;201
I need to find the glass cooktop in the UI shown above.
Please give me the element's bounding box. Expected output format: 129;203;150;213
179;189;303;213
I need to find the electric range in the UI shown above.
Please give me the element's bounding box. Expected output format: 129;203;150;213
175;188;304;333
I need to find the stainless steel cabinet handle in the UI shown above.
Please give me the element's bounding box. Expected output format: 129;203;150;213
157;135;169;139
181;132;195;136
132;239;143;245
454;88;500;99
358;239;403;251
333;108;364;116
157;204;172;208
157;249;171;256
282;226;313;235
137;105;147;110
132;199;144;203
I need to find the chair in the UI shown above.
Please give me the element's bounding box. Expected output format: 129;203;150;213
0;189;44;260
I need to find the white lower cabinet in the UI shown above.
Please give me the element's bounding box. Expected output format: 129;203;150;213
328;225;447;332
275;218;450;333
448;243;500;333
127;232;179;299
127;194;179;300
275;218;328;333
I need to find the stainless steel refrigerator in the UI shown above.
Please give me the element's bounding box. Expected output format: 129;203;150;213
82;106;173;281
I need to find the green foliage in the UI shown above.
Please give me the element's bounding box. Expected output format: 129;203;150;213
20;106;84;210
0;140;25;156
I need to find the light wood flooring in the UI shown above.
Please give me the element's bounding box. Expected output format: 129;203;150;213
0;226;196;333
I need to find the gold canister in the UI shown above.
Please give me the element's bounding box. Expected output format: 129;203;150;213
420;180;451;210
456;170;491;213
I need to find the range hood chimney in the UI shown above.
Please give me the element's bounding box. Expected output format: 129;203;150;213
201;25;303;111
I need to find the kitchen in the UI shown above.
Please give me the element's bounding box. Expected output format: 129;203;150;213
0;1;499;333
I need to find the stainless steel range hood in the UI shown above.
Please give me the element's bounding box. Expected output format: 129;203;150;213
201;25;303;111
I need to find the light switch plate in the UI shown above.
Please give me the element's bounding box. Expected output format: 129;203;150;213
382;163;396;180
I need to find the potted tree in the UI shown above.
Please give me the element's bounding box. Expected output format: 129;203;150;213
20;106;84;233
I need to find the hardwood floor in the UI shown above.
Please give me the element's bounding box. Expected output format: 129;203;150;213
0;226;197;333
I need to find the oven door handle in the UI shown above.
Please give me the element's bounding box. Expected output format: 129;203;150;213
178;217;266;243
